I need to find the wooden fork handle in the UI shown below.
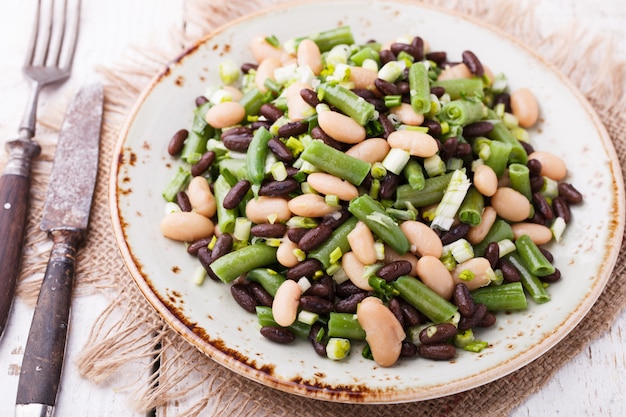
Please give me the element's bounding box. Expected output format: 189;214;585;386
0;137;40;339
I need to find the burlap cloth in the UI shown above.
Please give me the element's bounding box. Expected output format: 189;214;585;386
11;0;626;415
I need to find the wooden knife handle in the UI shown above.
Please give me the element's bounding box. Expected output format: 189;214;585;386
16;230;82;408
0;137;40;338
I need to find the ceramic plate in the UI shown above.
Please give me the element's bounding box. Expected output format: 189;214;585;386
110;0;625;403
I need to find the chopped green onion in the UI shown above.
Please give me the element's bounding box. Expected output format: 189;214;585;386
382;148;411;175
423;154;446;177
233;217;252;242
551;217;566;243
443;238;474;263
298;310;319;325
431;169;471;231
497;239;516;257
326;338;351;360
192;265;207;286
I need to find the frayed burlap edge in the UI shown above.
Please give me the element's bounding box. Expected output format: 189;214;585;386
12;0;625;416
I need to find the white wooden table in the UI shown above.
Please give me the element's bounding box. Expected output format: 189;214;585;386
1;1;625;416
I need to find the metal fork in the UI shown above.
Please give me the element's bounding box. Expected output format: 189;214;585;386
0;0;81;340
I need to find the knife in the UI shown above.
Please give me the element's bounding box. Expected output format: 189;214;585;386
15;81;103;417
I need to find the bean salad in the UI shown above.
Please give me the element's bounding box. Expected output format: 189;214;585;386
160;26;583;367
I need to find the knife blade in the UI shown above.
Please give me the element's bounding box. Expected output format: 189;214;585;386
15;81;103;417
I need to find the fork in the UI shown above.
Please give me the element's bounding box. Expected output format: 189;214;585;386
0;0;80;340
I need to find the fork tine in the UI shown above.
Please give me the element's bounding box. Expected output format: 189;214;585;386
58;0;80;71
25;0;53;68
45;0;66;68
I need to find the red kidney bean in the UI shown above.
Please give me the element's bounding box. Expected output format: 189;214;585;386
539;247;554;263
532;192;554;221
240;62;258;74
498;258;521;283
335;280;367;298
300;88;320;107
260;326;295;344
352;88;377;99
421;119;442;137
410;36;424;59
190;150;216;176
305;275;334;301
439;222;470;245
286;259;322;281
379;114;396;138
176;191;192;212
221;125;251;139
400;340;418;358
379;172;400;200
558;182;583;204
379;49;396;65
278;121;309;138
520;140;534;155
458;303;487;330
365;97;387;114
529;210;547;226
231;283;258;313
187;237;212;256
310;126;345;150
259;103;284;122
299;295;334;314
321;208;351;228
493;92;511;113
390;42;422;61
222;179;251;209
167;129;188;156
247;281;273;307
461;50;484;77
250;223;287;238
374;78;400;96
298;224;333;252
335;292;369;313
222;133;253;152
396;80;410;95
462;121;493;138
287;227;308;243
195;96;208;107
478;311;497;328
455;142;473;158
258;178;299;197
530;175;545;193
527;158;542;177
440;137;458;161
483;242;500;270
540;268;561;283
552;196;571;223
426;51;447;67
251;120;272;131
453;283;475;318
388;297;405;328
210;233;233;263
418;342;456;360
430;85;446;98
377;260;413;282
399;298;422;327
308;323;328;357
197;247;220;281
268;138;295;162
419;323;458;344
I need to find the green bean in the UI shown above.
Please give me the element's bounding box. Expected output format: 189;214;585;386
246;126;272;185
246;268;286;297
392;275;458;323
308;216;358;269
439;99;486;126
470;282;528;311
508;163;532;200
487;119;528;165
402;158;426;191
485;140;512;178
348;194;410;255
317;83;376;126
181;101;214;164
162;166;191;202
473;219;514;257
514;234;556;277
430;78;484;100
408;62;431;114
328;312;366;340
394;171;454;208
458;187;484;226
210;243;278;284
240;87;269;116
349;46;380;66
505;252;550;304
256;306;311;339
300;139;371;185
309;26;355;52
213;175;237;233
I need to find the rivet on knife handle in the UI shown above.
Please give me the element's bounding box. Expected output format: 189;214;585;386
0;138;41;339
15;230;82;415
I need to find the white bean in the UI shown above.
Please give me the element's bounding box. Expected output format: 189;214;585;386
491;187;531;222
187;176;216;217
341;251;373;291
317;110;366;144
296;38;322;75
467;206;497;245
287;193;339;218
438;63;472;80
347;221;378;265
473;164;498;197
389;103;424;126
249;35;283;63
357;297;405;367
511;223;553;245
345;138;390;163
306;172;359;201
452;257;493;290
400;220;443;258
285;82;314;121
387;130;439;158
276;235;300;267
160;211;214;242
349;66;378;90
255;57;281;93
245;196;291;224
510;88;539;128
272;280;302;327
416;255;455;300
528;151;567;181
204;101;245;129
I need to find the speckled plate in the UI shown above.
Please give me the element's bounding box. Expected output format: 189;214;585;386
110;0;625;403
